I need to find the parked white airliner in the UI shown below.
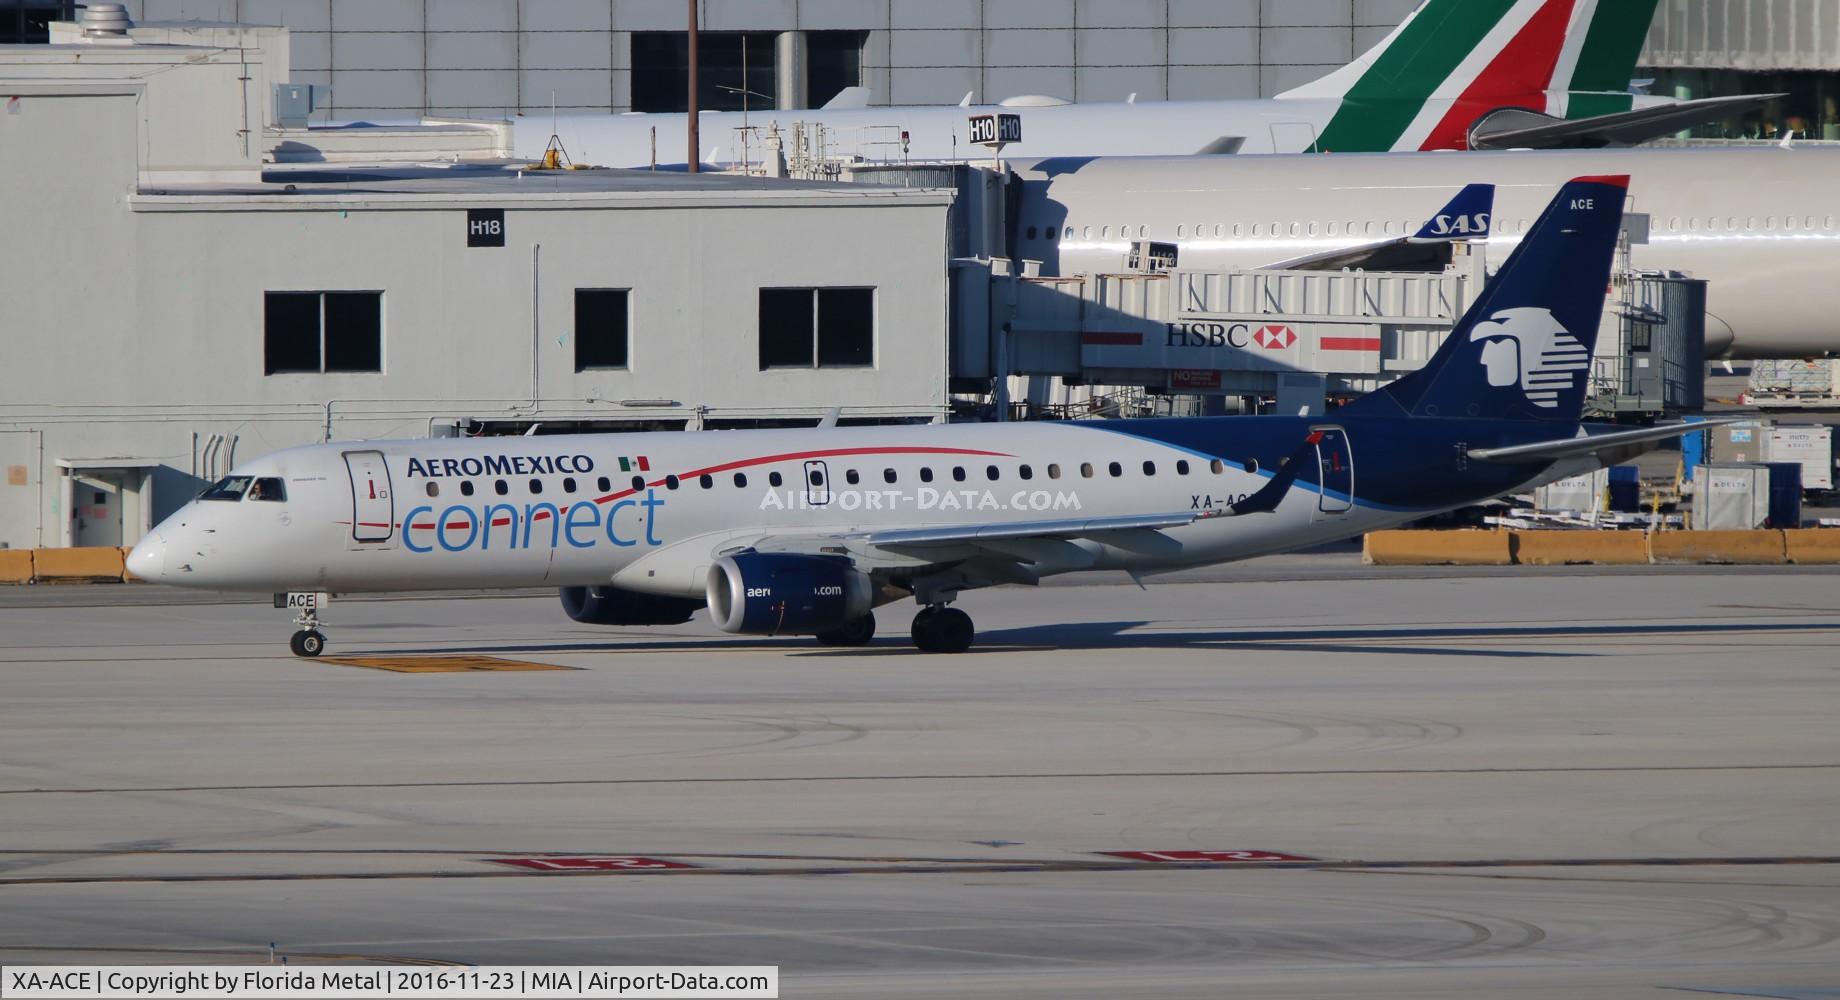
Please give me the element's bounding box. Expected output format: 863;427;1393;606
1013;146;1840;358
508;0;1692;167
131;177;1714;656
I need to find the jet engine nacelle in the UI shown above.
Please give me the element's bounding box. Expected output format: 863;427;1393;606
705;552;874;635
559;585;703;626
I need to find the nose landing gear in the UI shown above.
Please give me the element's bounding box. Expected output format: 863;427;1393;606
289;606;327;658
911;605;974;654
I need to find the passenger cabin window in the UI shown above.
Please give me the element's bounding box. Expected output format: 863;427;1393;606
597;476;611;492
461;481;476;496
1080;463;1094;478
769;471;783;487
952;466;967;482
1213;459;1228;474
495;480;510;495
425;482;440;498
564;477;578;493
1176;460;1190;475
920;467;934;483
1047;464;1062;479
1019;464;1033;480
1108;462;1123;477
884;468;898;484
263;291;383;375
699;474;713;489
574;289;631;371
986;465;999;481
200;476;252;501
733;473;748;488
758;287;875;369
631;476;645;491
529;478;543;494
846;469;860;485
1142;461;1156;476
664;475;680;490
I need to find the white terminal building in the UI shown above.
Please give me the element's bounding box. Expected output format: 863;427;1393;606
0;13;954;551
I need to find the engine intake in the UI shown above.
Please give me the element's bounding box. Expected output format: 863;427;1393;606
705;552;873;635
559;585;703;626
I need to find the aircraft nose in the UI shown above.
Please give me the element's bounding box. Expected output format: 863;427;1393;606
126;531;167;581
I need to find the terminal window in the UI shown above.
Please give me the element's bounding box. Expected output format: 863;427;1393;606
759;287;874;369
630;30;866;113
263;291;382;375
574;289;630;370
2;1;70;44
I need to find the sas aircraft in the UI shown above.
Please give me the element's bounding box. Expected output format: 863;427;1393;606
507;0;1738;167
131;176;1713;656
1013;146;1840;359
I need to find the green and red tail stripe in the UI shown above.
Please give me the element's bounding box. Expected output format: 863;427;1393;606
1282;0;1659;153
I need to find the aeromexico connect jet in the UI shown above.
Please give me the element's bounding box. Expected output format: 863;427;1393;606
514;0;1745;164
131;176;1715;657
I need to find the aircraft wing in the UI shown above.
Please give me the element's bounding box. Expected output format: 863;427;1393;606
742;433;1311;572
1466;420;1741;464
1467;94;1783;150
1265;183;1493;273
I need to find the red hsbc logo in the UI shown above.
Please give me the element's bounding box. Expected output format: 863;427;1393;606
488;856;697;871
1252;325;1297;349
1099;849;1316;863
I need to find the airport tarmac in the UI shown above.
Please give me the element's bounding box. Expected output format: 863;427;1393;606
3;558;1838;998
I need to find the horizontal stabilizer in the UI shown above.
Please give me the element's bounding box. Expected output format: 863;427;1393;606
820;86;872;110
1466;420;1742;464
1468;94;1785;150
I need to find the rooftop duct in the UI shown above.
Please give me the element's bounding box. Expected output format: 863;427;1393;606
79;4;133;37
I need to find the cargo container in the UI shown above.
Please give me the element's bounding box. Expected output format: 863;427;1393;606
1745;360;1840;409
1693;464;1772;530
1536;469;1608;516
1764;425;1834;492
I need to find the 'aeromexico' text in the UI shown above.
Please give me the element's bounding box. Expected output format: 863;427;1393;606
406;454;595;478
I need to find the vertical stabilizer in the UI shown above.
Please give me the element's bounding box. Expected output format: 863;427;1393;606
1344;176;1629;423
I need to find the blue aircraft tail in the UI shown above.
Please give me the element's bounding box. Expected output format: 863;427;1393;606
1409;183;1494;243
1345;175;1628;423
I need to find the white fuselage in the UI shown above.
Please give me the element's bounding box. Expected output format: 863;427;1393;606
512;97;1345;169
128;422;1443;597
1014;146;1840;358
506;91;1668;169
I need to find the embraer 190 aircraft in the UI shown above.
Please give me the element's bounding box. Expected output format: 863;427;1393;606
131;176;1710;657
510;0;1719;167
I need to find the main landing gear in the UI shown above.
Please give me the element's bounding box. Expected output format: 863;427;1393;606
911;605;974;654
815;612;877;647
289;606;327;658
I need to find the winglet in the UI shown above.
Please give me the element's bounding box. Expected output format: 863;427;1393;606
1229;434;1319;516
1409;183;1494;242
819;86;872;110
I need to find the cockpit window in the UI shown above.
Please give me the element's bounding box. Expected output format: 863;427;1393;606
248;477;287;502
199;475;252;501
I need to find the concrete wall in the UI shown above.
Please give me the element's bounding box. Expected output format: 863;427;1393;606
1644;0;1840;72
104;0;1423;119
0;84;953;550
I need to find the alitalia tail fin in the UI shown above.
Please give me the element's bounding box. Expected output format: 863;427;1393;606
1341;176;1628;424
1282;0;1661;152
